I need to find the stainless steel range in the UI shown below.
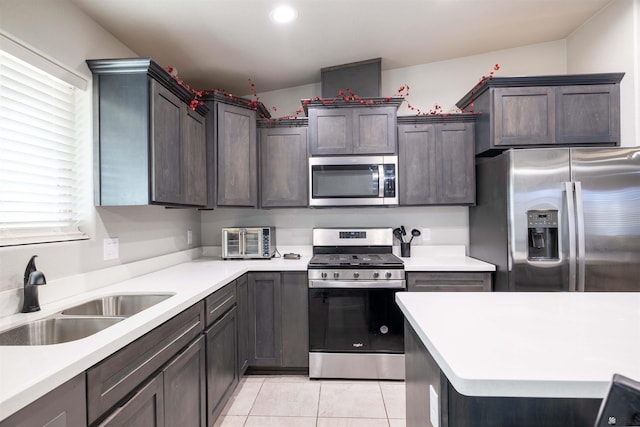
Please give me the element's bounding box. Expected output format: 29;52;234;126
308;228;406;380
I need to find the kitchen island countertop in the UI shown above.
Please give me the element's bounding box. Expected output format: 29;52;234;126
397;292;640;399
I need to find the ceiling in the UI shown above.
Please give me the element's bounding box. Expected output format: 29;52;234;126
70;0;613;95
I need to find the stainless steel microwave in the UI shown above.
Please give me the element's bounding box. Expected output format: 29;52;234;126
222;227;276;259
309;156;398;206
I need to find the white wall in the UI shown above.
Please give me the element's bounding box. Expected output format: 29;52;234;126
567;0;640;147
201;206;470;248
0;0;202;294
254;40;567;117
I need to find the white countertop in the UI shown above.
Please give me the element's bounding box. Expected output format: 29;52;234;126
0;247;492;421
397;292;640;399
395;245;495;272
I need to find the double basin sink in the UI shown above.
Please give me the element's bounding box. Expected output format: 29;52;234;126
0;293;174;346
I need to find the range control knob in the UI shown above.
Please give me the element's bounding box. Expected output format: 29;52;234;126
353;272;360;279
321;272;328;279
385;271;392;279
373;272;380;279
333;272;340;279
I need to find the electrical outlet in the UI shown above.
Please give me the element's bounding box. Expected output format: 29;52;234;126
422;228;432;242
187;229;193;245
103;238;119;261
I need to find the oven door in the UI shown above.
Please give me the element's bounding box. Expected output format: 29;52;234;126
308;286;405;354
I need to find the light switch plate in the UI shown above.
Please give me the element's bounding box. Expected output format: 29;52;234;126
187;229;193;245
422;228;432;242
103;238;119;261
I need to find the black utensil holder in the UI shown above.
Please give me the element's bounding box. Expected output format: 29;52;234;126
401;242;411;258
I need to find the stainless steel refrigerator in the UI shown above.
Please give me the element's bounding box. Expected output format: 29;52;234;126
469;147;640;292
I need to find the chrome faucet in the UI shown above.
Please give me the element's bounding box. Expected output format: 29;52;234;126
22;255;47;313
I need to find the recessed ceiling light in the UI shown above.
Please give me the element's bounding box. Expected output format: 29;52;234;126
270;5;298;24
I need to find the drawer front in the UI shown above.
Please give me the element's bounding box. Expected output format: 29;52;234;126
87;302;205;425
205;281;236;327
407;272;492;292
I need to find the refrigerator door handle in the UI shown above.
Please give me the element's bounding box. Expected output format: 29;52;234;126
574;181;586;292
564;182;578;292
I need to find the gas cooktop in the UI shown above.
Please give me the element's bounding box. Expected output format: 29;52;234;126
308;253;403;268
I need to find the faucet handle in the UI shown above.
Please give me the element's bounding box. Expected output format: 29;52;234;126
27;271;46;286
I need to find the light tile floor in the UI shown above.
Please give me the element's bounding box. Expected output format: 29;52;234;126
215;375;406;427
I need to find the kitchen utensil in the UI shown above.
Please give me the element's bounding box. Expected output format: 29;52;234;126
400;226;407;240
393;227;403;242
409;228;421;243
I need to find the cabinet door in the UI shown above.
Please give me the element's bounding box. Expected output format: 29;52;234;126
556;84;620;145
163;336;206;427
205;307;238;426
0;374;86;427
217;103;257;206
98;374;165;427
260;126;308;208
493;87;555;146
236;275;249;375
434;122;475;204
352;106;397;154
183;107;208;206
151;80;183;204
398;123;436;205
281;272;309;368
407;272;492;292
248;272;282;366
308;108;352;155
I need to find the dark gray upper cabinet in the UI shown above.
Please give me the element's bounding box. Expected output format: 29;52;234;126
202;94;270;208
87;58;209;207
306;98;402;155
455;73;624;156
258;119;309;208
0;374;86;427
398;115;476;206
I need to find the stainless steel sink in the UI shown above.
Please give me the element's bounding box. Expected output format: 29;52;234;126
0;316;125;346
61;293;174;317
0;293;174;346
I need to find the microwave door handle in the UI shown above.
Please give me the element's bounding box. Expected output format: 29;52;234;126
378;164;384;198
240;230;245;256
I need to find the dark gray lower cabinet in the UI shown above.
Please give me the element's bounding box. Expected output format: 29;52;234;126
163;336;206;427
247;272;309;369
97;374;165;427
236;274;249;375
0;373;86;427
281;272;309;368
86;303;205;425
405;321;601;427
248;272;282;367
407;272;492;292
205;306;238;426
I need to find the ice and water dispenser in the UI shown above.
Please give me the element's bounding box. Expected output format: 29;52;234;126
527;210;559;260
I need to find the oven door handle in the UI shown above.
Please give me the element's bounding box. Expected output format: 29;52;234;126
308;280;406;289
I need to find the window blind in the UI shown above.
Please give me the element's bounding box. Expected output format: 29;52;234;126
0;50;87;246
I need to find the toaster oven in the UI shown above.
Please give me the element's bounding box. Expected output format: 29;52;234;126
222;227;276;259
